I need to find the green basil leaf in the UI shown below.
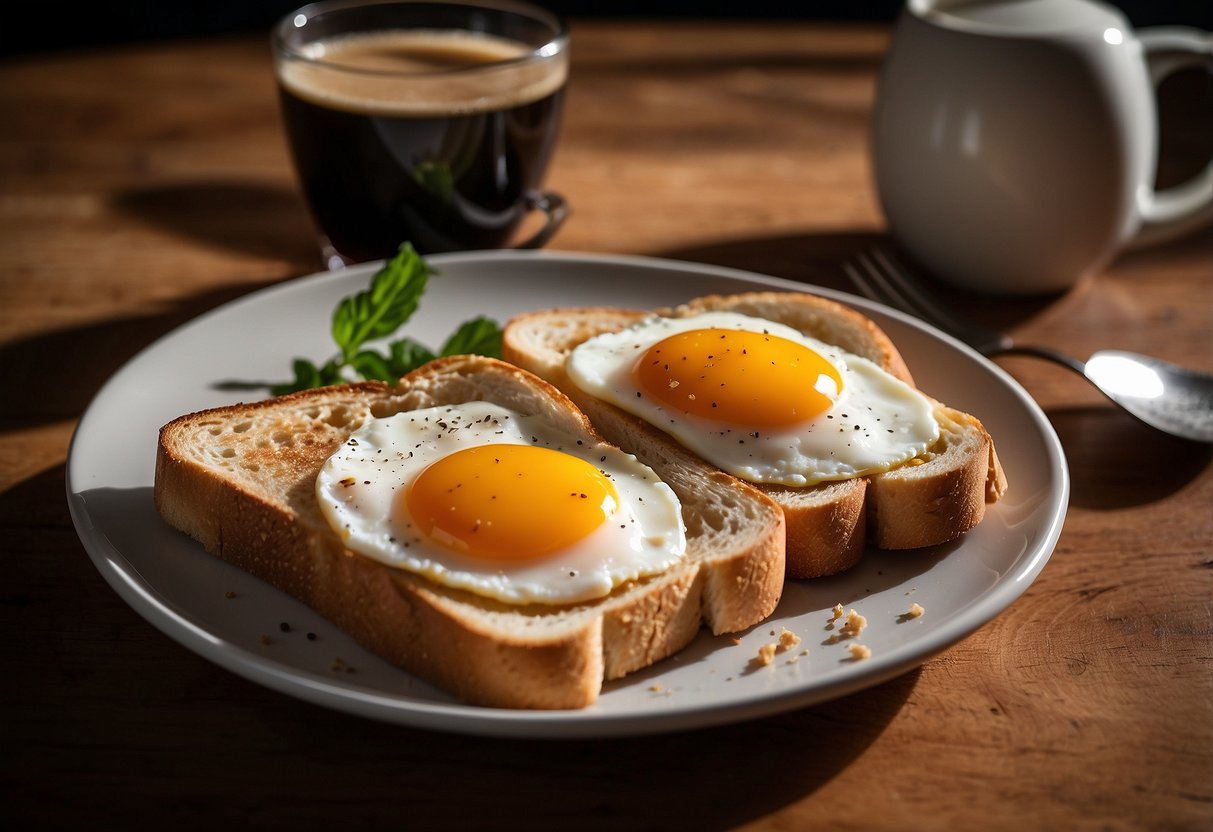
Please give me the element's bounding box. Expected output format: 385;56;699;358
348;349;395;382
331;242;434;360
330;296;359;357
269;359;317;396
440;316;503;358
387;337;437;376
270;357;345;395
318;358;346;387
255;245;506;396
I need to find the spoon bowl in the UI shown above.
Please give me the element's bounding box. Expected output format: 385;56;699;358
1082;350;1213;443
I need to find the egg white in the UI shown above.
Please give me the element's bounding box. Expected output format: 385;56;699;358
316;401;687;605
566;311;940;487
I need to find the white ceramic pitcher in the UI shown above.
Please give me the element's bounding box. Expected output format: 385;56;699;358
873;0;1213;295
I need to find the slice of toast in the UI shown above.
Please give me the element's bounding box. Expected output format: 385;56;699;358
502;292;1007;580
154;355;784;709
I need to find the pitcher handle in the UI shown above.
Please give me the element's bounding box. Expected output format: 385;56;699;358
1133;26;1213;248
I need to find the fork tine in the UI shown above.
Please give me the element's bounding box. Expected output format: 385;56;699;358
869;247;977;338
851;247;1013;354
841;258;878;301
847;250;940;324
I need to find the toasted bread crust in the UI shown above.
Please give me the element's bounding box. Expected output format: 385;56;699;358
502;292;1007;579
154;356;784;709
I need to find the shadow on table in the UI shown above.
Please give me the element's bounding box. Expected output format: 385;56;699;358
0;182;319;433
355;672;920;830
109;181;317;265
0;282;279;432
1044;405;1212;510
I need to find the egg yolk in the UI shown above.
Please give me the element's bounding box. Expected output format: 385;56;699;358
633;328;843;427
404;444;619;563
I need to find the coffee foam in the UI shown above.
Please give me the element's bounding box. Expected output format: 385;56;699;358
277;29;567;117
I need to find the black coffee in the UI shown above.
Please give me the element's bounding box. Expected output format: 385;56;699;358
277;30;566;261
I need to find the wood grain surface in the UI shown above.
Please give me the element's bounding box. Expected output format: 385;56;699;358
2;20;1211;830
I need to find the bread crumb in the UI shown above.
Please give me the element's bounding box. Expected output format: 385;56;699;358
848;643;872;661
731;637;743;646
840;608;867;638
649;683;664;693
751;628;802;669
753;642;778;667
830;603;844;621
907;602;925;618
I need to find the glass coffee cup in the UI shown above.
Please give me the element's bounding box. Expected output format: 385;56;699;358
272;0;569;266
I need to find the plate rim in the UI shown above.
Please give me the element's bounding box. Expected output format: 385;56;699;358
66;249;1069;739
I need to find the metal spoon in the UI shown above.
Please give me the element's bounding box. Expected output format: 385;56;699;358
999;346;1213;442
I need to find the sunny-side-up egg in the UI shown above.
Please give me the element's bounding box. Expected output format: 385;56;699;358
566;311;940;487
315;401;687;605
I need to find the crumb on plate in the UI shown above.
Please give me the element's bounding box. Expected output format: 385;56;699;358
753;642;778;667
840;608;867;638
751;628;803;668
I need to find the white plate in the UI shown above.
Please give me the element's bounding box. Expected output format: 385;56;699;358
67;250;1068;738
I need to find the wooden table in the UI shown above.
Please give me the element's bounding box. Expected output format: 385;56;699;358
3;20;1211;829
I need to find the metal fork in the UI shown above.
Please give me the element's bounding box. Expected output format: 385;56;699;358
844;247;1213;442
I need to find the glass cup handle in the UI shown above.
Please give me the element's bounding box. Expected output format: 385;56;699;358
514;191;569;249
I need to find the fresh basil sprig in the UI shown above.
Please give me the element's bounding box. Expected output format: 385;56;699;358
269;243;502;395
